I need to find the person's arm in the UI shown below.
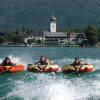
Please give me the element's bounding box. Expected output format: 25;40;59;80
74;66;80;71
11;62;16;66
34;61;42;71
0;61;4;66
0;63;3;66
13;63;16;66
34;61;40;65
50;60;54;65
46;59;54;65
70;63;74;66
80;60;85;65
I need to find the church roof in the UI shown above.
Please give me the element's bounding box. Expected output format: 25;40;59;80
51;16;56;21
43;32;67;38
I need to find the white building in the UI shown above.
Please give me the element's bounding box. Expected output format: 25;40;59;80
67;32;86;45
50;16;56;32
43;16;67;45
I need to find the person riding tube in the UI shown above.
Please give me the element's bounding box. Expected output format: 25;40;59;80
34;56;53;72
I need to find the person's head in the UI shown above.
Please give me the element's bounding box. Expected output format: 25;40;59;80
4;57;11;63
40;56;47;63
74;57;80;64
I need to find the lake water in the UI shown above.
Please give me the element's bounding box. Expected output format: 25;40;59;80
0;47;100;100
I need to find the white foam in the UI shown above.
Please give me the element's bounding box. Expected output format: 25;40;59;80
1;57;100;100
8;77;75;100
46;80;75;100
6;71;100;100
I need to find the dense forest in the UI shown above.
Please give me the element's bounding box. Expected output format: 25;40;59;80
0;0;100;31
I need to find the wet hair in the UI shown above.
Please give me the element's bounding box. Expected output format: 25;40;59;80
75;57;79;60
40;56;47;62
4;57;10;61
2;57;12;66
3;57;11;63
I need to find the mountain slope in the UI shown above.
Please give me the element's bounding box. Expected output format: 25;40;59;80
0;0;100;30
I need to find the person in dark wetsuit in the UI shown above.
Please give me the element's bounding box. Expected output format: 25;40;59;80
71;57;82;66
0;57;15;66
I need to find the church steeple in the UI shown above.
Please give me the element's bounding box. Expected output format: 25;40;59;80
50;15;56;32
51;15;56;21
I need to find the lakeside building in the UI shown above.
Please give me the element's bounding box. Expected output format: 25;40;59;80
42;16;67;45
24;16;86;47
67;32;86;45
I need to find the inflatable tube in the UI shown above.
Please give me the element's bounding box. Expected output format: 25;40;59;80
0;66;6;73
79;64;95;72
0;64;24;73
62;64;95;73
27;64;59;73
9;64;24;73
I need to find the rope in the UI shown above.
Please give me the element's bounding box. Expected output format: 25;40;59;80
0;79;57;100
0;73;33;87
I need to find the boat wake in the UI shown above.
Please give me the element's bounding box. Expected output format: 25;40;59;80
0;56;100;100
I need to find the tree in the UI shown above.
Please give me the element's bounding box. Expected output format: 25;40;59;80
85;25;99;46
70;28;82;33
27;38;36;44
11;35;24;44
99;34;100;42
26;28;33;35
4;32;15;42
0;37;5;44
97;28;100;42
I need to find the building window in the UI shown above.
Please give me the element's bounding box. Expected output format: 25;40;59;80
53;25;55;28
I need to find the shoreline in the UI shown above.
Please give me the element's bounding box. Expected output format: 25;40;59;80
0;44;99;48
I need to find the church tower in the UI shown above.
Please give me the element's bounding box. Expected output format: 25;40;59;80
50;16;56;32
